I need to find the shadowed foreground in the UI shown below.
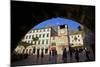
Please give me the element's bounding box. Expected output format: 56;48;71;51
11;50;94;66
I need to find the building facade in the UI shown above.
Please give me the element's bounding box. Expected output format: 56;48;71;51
15;25;84;55
69;34;84;47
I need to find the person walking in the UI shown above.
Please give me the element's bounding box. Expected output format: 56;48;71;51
69;46;73;61
75;49;79;62
62;48;67;63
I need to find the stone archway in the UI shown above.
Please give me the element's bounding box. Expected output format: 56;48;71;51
11;1;95;54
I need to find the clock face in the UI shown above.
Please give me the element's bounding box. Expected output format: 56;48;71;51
61;30;65;34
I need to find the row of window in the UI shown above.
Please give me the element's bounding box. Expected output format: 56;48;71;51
23;48;48;54
25;33;49;39
26;39;49;45
71;39;81;42
29;28;50;33
71;43;82;45
71;35;80;38
34;39;48;44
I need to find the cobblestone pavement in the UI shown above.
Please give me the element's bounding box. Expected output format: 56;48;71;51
11;50;95;66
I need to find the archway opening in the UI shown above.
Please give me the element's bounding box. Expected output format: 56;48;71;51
14;17;94;57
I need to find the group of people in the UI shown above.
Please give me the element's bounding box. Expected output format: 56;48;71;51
36;47;91;63
37;49;44;58
62;47;91;62
36;49;58;58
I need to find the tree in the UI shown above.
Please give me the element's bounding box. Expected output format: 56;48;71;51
32;36;39;45
18;41;30;49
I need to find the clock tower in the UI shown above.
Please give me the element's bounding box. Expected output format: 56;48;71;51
57;25;69;51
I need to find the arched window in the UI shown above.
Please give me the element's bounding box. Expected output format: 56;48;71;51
78;39;80;41
26;49;28;54
42;40;44;44
47;33;49;37
46;39;48;44
29;49;32;54
78;35;80;37
26;35;28;39
39;34;41;38
23;49;25;54
29;35;31;39
43;34;45;37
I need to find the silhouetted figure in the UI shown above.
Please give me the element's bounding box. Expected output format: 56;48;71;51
54;50;57;56
51;50;55;56
52;50;55;56
41;51;44;58
37;49;40;58
53;54;57;63
49;51;52;63
91;44;95;59
62;48;67;63
85;48;90;61
49;51;52;56
55;50;57;56
51;50;57;63
40;49;44;64
69;46;72;60
36;49;40;64
75;49;79;62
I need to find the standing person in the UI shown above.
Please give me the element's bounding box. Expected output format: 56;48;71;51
85;48;90;61
53;50;57;56
41;49;44;58
55;50;57;56
69;46;72;61
75;49;79;62
40;49;44;64
36;49;40;64
49;51;52;56
49;50;52;63
53;50;57;63
37;49;40;58
62;48;67;63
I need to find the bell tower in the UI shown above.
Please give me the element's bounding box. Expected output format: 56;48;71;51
57;25;69;51
58;25;68;36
